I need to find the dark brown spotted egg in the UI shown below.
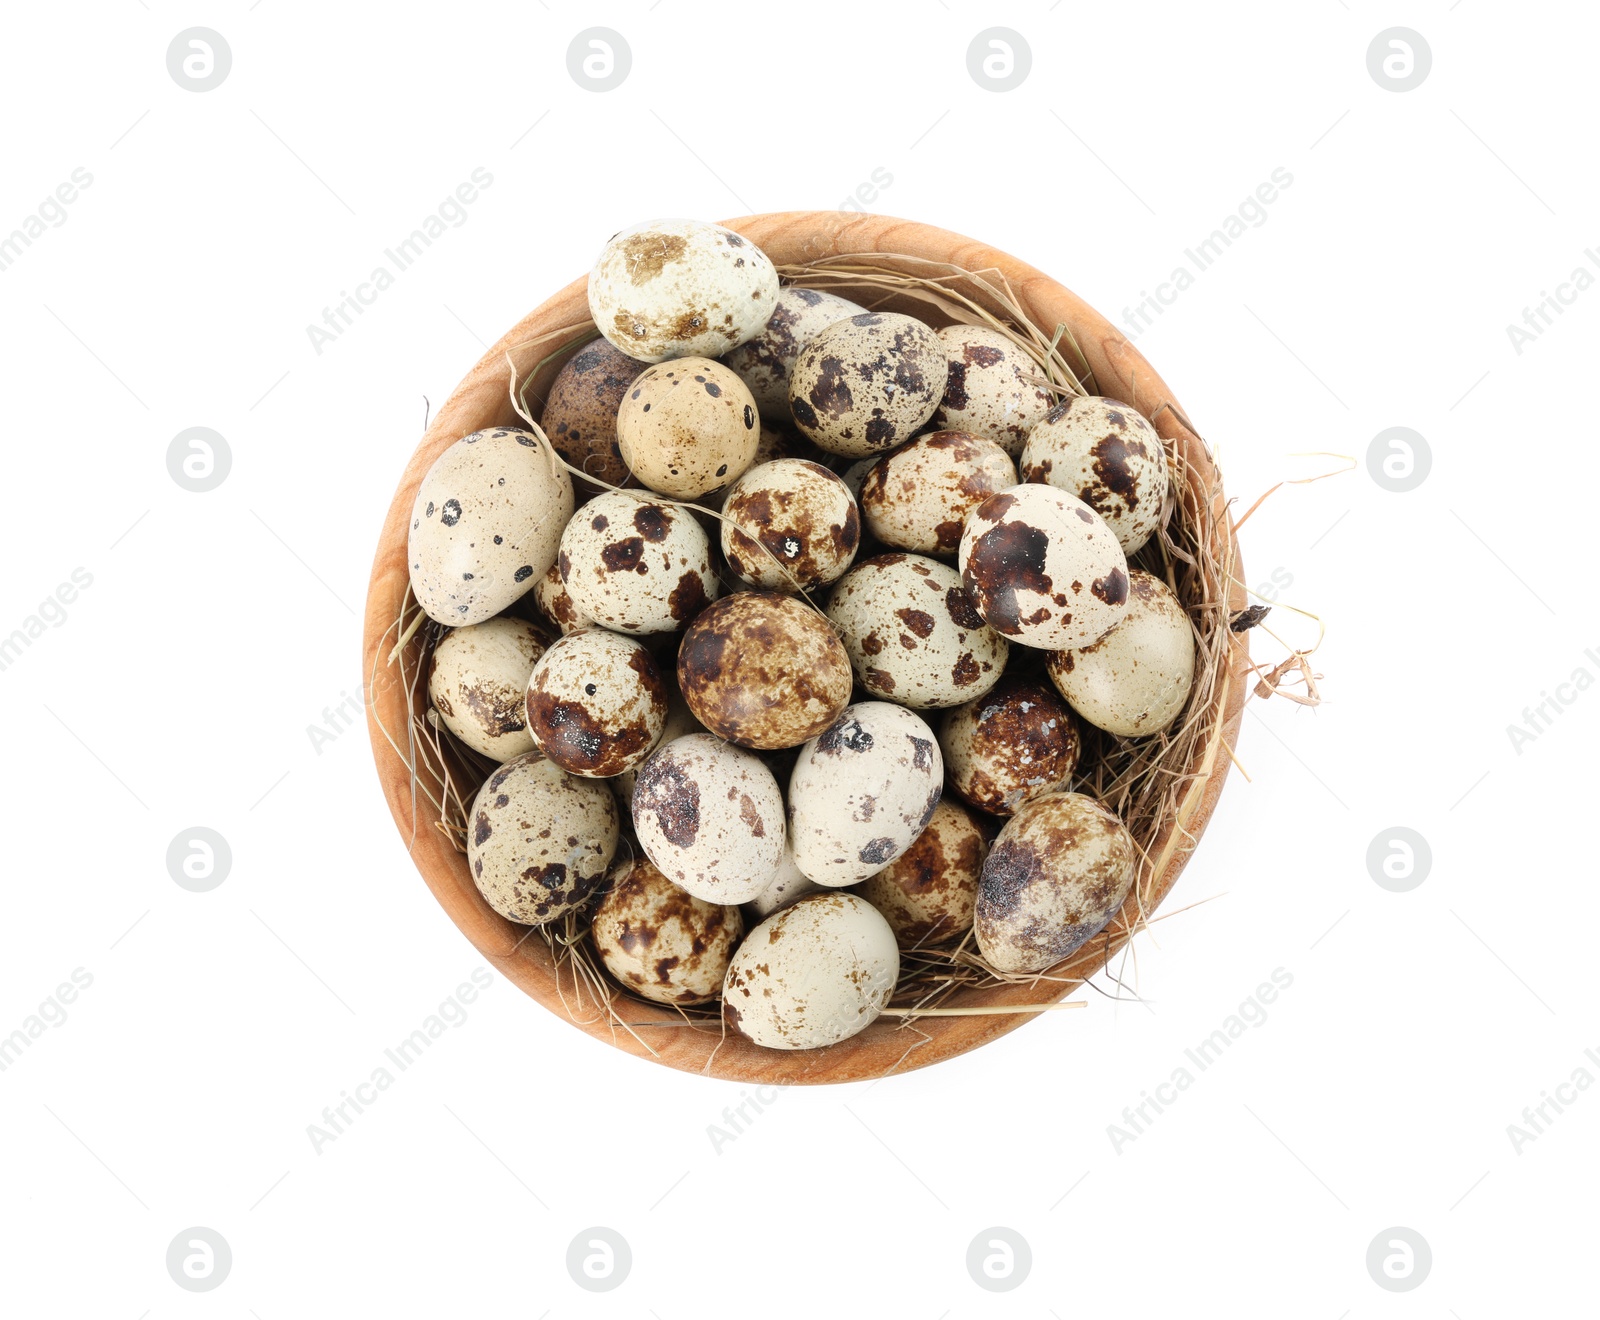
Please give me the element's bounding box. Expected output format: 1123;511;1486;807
928;324;1055;459
588;218;779;363
720;458;860;591
825;554;1008;709
408;427;574;625
558;491;717;634
631;733;785;903
466;752;620;926
721;286;867;421
787;313;948;458
1046;569;1195;737
525;629;667;778
958;484;1129;650
723;892;899;1050
427;616;550;761
677;592;852;749
859;430;1017;556
975;791;1135;973
540;339;641;489
532;561;594;635
590;857;743;1005
1021;396;1170;554
938;675;1080;816
616;357;760;499
855;798;987;948
787;702;944;886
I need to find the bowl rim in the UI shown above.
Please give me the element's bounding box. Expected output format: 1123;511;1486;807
361;211;1248;1086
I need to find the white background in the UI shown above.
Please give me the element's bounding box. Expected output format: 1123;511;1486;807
1;2;1594;1315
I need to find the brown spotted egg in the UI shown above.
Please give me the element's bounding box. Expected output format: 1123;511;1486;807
855;798;987;948
958;484;1129;650
975;791;1136;973
677;592;852;749
409;427;575;625
428;616;550;761
558;491;717;634
1047;569;1195;737
589;218;779;363
743;837;824;919
612;684;704;811
723;892;899;1050
825;554;1008;709
533;561;594;635
787;702;944;886
525;629;668;778
927;324;1055;458
466;752;620;926
787;313;948;458
616;357;760;499
938;675;1081;816
720;459;860;591
1021;396;1170;554
591;857;743;1005
721;286;867;421
631;733;785;903
859;430;1017;557
540;338;641;490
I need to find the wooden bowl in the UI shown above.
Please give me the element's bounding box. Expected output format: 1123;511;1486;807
362;212;1247;1085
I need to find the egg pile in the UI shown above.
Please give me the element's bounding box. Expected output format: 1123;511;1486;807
407;218;1199;1052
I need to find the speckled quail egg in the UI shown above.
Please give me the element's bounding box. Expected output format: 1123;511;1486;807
958;485;1129;650
616;357;760;499
1047;569;1195;737
826;554;1008;709
855;797;987;948
938;675;1081;816
409;427;575;625
525;629;668;777
591;857;743;1005
467;752;620;925
975;791;1136;973
558;491;717;634
612;685;704;811
428;616;550;761
533;561;595;635
723;892;899;1050
927;324;1055;459
721;286;867;421
839;455;881;501
1021;396;1170;554
788;702;944;887
677;592;852;749
631;733;785;903
859;430;1016;557
589;218;779;363
788;313;948;458
743;838;824;919
721;459;860;591
540;339;641;489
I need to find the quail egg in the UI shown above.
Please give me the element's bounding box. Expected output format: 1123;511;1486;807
826;554;1008;709
723;892;899;1050
589;218;779;363
743;838;824;920
466;752;620;925
427;616;550;761
788;702;944;886
1021;396;1169;554
558;491;718;634
540;338;641;490
938;675;1081;816
533;561;595;635
409;427;574;625
858;430;1016;557
612;684;705;811
958;484;1129;650
721;458;860;591
974;791;1136;973
616;357;760;499
721;286;867;421
927;324;1055;458
1046;569;1195;736
591;857;743;1005
855;797;987;948
525;629;668;777
788;313;948;458
631;733;785;903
